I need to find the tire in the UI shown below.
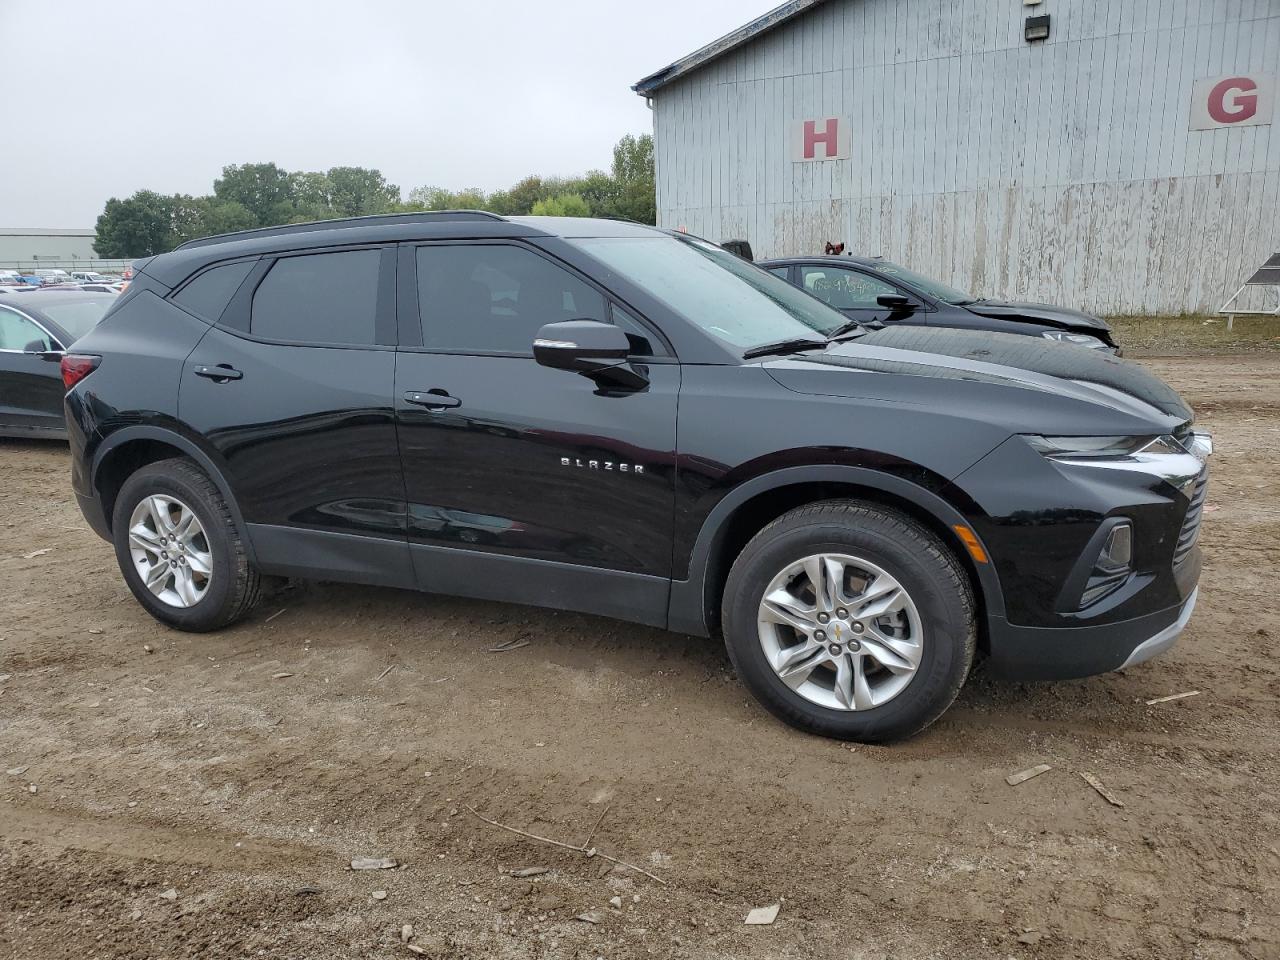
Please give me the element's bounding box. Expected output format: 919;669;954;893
111;457;261;632
722;500;975;742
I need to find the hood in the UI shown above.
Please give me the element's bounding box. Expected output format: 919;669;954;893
967;299;1110;332
763;327;1191;437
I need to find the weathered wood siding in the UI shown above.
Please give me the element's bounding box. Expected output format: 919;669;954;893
650;0;1280;315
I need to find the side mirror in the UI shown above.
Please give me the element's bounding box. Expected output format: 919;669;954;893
533;320;648;389
23;341;62;360
876;294;915;315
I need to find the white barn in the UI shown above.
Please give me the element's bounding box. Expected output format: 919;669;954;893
634;0;1280;315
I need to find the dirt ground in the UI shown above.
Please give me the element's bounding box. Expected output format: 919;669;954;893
2;352;1278;960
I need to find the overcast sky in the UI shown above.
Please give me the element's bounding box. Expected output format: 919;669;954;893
0;0;775;227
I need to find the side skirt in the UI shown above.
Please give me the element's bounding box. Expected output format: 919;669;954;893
246;524;670;628
410;543;670;629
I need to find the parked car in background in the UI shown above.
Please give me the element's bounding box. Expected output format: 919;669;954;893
32;268;74;286
0;290;117;438
70;271;118;284
63;213;1207;743
760;255;1119;352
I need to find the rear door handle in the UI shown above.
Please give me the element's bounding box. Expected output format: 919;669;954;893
404;390;461;410
194;364;242;382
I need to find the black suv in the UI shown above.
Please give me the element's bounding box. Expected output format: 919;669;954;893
65;213;1209;742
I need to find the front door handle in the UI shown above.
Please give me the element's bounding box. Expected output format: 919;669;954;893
404;390;461;410
194;364;242;382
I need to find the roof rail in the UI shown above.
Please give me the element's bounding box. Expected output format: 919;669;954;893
173;210;508;251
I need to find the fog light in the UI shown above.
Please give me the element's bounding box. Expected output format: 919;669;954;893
1099;523;1132;572
1080;521;1133;607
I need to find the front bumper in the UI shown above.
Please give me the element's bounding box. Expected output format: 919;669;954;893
958;432;1208;680
985;578;1199;680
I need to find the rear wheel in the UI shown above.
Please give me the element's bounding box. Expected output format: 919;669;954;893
111;458;260;631
722;500;975;742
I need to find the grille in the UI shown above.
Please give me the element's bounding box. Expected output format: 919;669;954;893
1173;470;1208;567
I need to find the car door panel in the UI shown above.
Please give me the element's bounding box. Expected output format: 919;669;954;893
395;240;679;623
0;306;63;433
178;247;409;581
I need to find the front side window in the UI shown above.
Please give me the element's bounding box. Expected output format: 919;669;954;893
0;307;52;351
571;235;846;351
866;260;976;305
799;266;899;310
416;244;607;354
251;249;381;345
173;260;255;323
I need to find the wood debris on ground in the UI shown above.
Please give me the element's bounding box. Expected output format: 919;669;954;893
509;866;549;878
350;857;398;870
488;638;531;653
1005;763;1052;786
1080;772;1125;807
1146;690;1201;705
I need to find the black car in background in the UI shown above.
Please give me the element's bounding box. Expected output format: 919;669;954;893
64;213;1207;742
0;290;118;438
760;255;1120;352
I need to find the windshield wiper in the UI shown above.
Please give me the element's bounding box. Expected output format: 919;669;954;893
741;337;827;360
824;318;867;342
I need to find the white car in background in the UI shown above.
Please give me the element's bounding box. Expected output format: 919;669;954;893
70;270;118;284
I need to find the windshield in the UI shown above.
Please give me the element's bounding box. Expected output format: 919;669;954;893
866;260;975;304
571;235;846;351
39;298;112;342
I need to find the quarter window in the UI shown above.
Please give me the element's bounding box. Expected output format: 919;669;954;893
416;244;607;354
173;260;255;323
251;250;381;345
799;266;899;310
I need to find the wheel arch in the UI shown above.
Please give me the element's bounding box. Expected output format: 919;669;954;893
667;465;1003;644
92;426;256;564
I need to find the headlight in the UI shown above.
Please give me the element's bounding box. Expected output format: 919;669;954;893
1027;434;1210;462
1026;433;1209;488
1041;330;1108;349
1026;435;1158;460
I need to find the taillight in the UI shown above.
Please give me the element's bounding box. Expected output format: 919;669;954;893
60;354;100;390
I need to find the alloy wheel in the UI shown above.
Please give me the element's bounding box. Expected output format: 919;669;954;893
756;552;924;711
127;495;213;608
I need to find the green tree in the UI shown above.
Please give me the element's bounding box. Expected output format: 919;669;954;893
326;166;401;217
407;185;488;211
530;193;592;217
93;191;174;258
212;163;294;225
606;133;656;224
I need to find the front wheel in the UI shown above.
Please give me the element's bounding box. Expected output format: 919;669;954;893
722;500;975;742
111;458;261;632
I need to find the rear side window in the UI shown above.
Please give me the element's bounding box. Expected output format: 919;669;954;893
251;250;381;345
172;260;254;322
416;244;607;354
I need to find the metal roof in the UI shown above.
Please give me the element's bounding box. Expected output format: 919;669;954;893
632;0;830;96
